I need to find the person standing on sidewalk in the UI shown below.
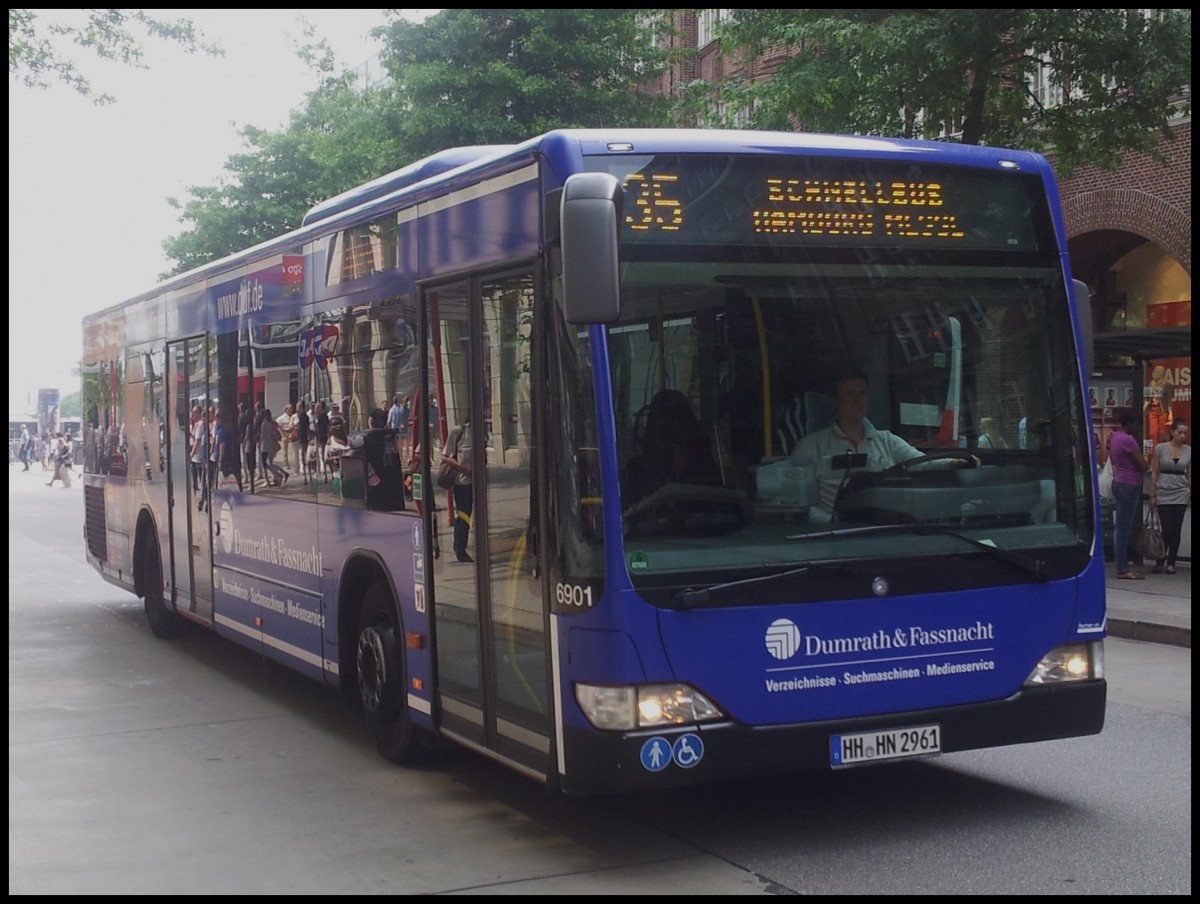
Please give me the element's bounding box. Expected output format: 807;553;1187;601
18;424;32;471
1149;418;1191;575
1110;407;1149;580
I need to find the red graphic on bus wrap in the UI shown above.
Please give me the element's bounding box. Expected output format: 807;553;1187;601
248;255;304;286
299;324;339;370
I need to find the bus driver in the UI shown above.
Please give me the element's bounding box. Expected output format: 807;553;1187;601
790;369;974;517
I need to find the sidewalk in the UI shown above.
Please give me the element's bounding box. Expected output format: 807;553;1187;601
1105;562;1191;648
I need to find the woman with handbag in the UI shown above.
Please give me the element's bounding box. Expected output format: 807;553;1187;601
1109;408;1149;580
1149;419;1191;574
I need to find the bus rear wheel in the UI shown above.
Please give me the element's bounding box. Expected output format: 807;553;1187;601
356;581;422;764
142;538;184;638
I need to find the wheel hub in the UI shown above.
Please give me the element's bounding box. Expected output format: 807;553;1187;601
357;627;387;712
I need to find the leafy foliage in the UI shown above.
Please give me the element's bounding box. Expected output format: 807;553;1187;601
372;9;670;158
9;8;221;104
702;9;1191;175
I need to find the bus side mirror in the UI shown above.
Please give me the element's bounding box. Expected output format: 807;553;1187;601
560;172;622;324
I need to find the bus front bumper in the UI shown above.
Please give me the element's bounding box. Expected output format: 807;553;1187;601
559;680;1105;795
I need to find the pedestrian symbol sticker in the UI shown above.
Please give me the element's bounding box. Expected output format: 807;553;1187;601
640;737;671;772
672;734;704;768
640;734;705;771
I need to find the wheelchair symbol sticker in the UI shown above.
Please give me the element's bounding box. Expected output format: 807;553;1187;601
672;734;704;768
640;737;671;772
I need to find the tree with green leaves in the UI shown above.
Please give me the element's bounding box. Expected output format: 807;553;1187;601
9;9;221;104
698;9;1191;175
373;9;670;159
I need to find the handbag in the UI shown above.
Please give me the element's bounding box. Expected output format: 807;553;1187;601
437;457;458;490
1097;458;1114;501
288;425;300;442
1136;507;1166;561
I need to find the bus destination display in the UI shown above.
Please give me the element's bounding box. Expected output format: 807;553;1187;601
598;155;1043;252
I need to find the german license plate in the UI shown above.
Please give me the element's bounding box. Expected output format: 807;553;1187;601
830;724;941;768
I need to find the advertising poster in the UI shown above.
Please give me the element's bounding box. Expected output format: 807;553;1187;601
1144;358;1192;451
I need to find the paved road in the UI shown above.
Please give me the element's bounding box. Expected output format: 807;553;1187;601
9;466;1189;894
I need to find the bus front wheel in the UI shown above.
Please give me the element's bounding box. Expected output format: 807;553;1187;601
356;582;421;764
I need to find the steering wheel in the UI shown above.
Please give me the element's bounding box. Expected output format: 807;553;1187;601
884;451;980;474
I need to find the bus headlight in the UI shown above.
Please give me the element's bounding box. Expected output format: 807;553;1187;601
575;683;724;731
1023;641;1103;685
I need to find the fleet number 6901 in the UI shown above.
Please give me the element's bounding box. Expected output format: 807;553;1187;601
555;582;594;608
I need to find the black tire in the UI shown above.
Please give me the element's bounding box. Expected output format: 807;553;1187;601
356;581;422;764
142;538;185;638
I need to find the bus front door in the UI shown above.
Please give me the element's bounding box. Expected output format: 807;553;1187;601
426;274;552;781
166;337;214;624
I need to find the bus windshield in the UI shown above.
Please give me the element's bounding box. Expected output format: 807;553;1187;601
597;157;1092;586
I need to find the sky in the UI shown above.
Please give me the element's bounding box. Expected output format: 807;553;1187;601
8;9;436;416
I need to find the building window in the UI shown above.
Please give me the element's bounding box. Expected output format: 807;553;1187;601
697;9;730;49
1030;53;1064;111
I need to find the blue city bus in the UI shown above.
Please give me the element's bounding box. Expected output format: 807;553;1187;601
81;129;1105;794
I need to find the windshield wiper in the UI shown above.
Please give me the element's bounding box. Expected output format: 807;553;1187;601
671;563;841;609
787;523;1052;583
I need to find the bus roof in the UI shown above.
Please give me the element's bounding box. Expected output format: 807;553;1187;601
301;145;516;227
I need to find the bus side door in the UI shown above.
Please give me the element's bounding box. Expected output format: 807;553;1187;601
424;272;551;778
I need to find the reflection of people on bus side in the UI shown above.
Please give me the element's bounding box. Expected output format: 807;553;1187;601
277;405;295;476
199;408;217;509
295;401;310;477
216;412;241;494
259;409;288;487
329;403;346;442
326;403;350;473
238;402;255;482
443;415;474;563
388;394;412;461
188;405;206;493
370;399;388;429
314;401;330;478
